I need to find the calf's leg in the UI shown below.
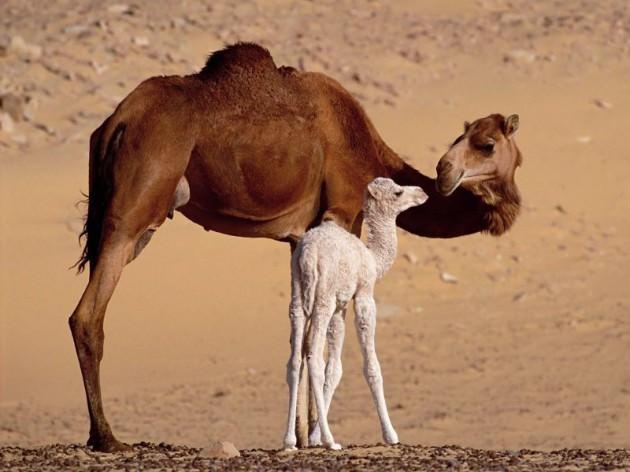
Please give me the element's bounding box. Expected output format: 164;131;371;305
354;295;399;445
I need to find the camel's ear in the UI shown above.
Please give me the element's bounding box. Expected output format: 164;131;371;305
464;121;471;132
504;114;519;137
366;180;383;200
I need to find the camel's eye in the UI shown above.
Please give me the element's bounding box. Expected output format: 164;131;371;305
394;190;403;197
479;142;495;155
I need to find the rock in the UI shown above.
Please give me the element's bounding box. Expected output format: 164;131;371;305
503;49;536;64
90;60;108;75
32;122;56;136
132;36;150;47
108;4;132;15
7;36;42;61
198;441;240;459
171;17;187;29
440;271;458;284
0;94;24;122
593;98;613;109
576;135;592;144
512;291;527;302
403;252;418;264
0;112;15;133
11;134;27;145
62;24;91;36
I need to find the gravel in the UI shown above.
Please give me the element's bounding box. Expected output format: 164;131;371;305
1;443;629;471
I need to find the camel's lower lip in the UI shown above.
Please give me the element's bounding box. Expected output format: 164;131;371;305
436;172;464;196
437;172;494;195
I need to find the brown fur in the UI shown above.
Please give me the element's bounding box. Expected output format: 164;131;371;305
69;43;523;452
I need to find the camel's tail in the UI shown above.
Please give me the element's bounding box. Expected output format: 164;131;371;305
298;243;318;316
74;120;126;273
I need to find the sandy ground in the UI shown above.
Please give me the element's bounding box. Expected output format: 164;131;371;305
1;0;630;463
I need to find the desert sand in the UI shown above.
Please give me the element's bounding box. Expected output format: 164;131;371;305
1;0;629;468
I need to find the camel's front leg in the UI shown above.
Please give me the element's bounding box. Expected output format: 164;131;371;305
354;295;399;445
309;308;345;446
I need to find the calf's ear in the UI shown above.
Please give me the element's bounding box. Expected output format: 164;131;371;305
367;180;384;199
504;114;519;137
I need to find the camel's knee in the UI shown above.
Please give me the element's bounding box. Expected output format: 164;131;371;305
287;356;302;374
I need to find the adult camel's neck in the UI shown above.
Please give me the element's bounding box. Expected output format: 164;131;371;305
364;208;398;279
377;144;492;238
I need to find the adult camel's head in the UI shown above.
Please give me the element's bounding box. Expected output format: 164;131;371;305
435;113;523;235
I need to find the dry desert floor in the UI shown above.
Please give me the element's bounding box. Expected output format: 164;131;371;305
1;0;629;470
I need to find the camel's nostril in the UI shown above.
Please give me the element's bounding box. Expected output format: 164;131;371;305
437;160;453;175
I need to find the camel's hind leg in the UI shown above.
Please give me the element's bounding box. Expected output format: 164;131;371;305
70;212;179;451
70;131;190;451
69;233;136;452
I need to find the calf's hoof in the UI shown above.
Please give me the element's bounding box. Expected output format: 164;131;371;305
384;430;399;445
283;435;298;451
308;431;322;447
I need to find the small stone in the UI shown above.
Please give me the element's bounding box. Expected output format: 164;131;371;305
592;98;613;109
90;60;108;75
72;448;92;461
512;291;527;302
7;36;42;61
213;388;229;398
33;122;56;136
11;134;27;144
440;271;458;284
198;441;240;459
0;112;15;133
576;136;592;143
63;24;90;36
403;252;418;264
171;17;187;29
132;36;150;47
350;72;363;83
0;94;24;122
108;4;132;14
503;49;536;64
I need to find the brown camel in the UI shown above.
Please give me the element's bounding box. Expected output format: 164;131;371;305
69;42;523;452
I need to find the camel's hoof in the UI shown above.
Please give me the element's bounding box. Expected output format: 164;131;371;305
87;436;133;453
282;445;298;452
326;442;342;451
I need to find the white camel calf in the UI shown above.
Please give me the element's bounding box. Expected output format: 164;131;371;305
283;177;428;450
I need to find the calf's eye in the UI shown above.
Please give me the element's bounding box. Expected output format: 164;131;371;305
394;190;403;197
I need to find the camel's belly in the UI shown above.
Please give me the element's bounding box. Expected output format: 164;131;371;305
184;121;325;221
178;191;321;240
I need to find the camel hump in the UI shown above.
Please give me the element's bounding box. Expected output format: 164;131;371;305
199;42;277;77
